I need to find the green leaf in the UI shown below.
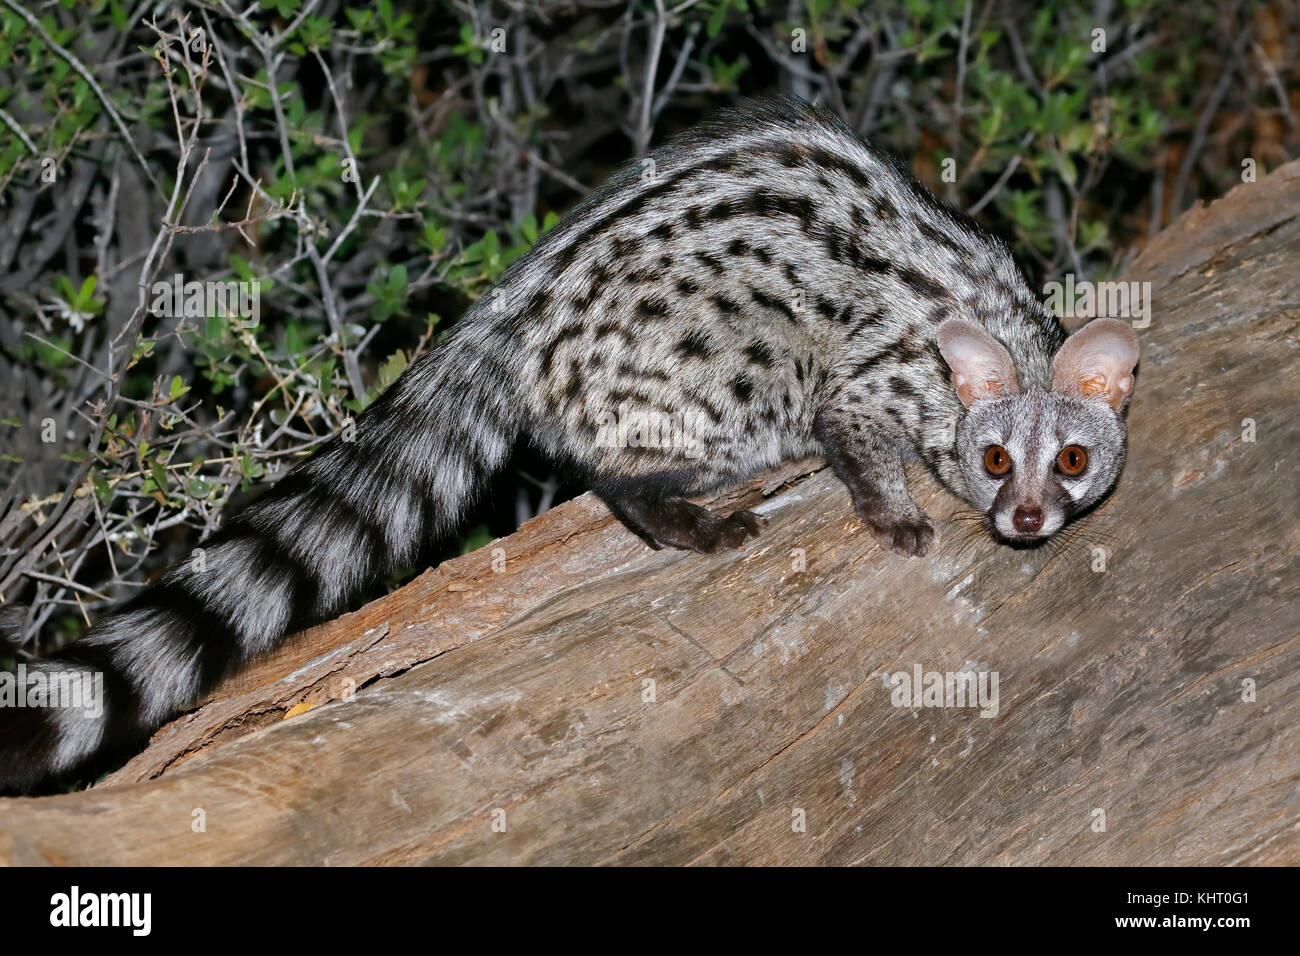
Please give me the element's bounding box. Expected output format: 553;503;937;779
422;221;447;253
379;350;407;387
707;1;729;38
150;461;170;494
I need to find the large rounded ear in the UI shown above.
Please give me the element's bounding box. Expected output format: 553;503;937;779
1051;318;1140;412
936;318;1020;408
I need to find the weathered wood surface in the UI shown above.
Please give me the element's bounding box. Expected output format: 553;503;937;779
0;162;1296;866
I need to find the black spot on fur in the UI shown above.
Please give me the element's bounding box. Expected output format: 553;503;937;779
745;187;816;230
607;387;663;408
700;153;739;173
808;146;871;189
637;297;671;320
570;289;600;311
822;231;844;263
751;287;798;323
593;321;631;343
688;393;725;423
896;267;947;300
744;341;776;368
778;143;807;168
550;242;580;274
858;252;892;273
927;303;951;324
539;322;586;377
694;251;726;275
617;361;670;381
563;360;585;401
712;294;741;318
850;305;887;336
676;328;714;359
707;197;741;221
917;219;964;254
850;350;892;378
889;375;920;400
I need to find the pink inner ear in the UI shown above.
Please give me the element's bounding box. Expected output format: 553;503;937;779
1079;374;1108;397
1051;319;1140;411
1057;356;1128;410
937;319;1018;408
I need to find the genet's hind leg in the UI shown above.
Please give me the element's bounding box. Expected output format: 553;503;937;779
602;491;767;553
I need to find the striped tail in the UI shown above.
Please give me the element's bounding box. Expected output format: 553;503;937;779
0;328;521;792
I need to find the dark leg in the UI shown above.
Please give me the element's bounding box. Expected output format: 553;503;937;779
814;413;934;557
602;490;767;553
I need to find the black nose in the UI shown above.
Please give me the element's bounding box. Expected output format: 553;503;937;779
1012;506;1044;534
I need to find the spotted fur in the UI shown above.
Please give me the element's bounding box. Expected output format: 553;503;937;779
0;98;1138;791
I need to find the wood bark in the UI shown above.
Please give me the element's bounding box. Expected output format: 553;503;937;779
0;161;1296;866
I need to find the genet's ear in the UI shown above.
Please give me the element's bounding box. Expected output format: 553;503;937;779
935;318;1020;409
1050;318;1140;412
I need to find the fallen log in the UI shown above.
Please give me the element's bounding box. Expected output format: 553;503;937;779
0;161;1296;866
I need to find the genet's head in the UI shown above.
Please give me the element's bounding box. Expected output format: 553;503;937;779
936;317;1140;545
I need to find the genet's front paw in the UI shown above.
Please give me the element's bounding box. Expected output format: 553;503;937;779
858;508;935;557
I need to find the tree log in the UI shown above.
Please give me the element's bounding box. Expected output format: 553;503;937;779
0;162;1296;866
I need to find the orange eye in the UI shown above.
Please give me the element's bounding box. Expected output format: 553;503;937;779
1057;445;1088;476
983;445;1012;477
